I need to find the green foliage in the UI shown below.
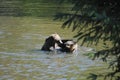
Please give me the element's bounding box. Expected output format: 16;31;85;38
55;0;120;80
87;73;98;80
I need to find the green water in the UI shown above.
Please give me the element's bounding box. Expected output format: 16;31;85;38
0;16;108;80
0;0;72;17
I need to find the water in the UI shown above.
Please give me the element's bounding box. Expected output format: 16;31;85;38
0;51;102;80
0;16;105;80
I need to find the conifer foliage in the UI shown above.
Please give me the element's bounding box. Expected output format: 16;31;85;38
55;0;120;80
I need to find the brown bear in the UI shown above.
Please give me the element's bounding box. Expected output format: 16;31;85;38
41;33;78;53
56;40;78;53
41;33;62;51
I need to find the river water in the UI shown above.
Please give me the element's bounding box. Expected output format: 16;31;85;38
0;16;105;80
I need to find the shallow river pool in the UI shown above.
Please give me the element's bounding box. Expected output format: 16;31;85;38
0;16;106;80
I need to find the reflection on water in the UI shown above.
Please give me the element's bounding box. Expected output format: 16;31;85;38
0;17;105;80
0;51;102;80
